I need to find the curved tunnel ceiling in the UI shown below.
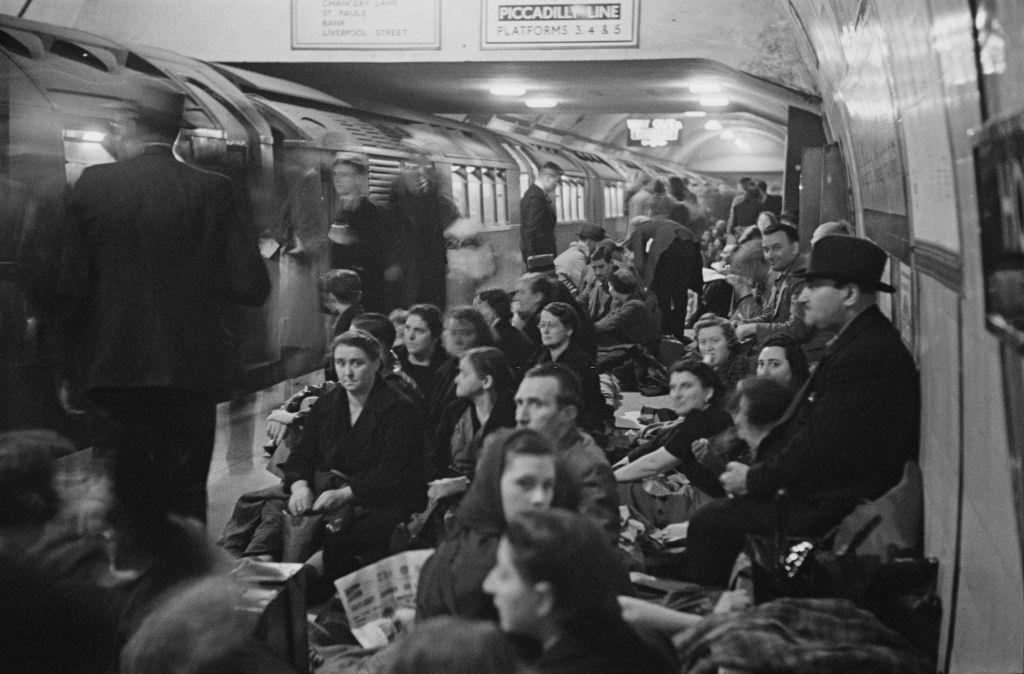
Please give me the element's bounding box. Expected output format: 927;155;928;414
230;57;819;171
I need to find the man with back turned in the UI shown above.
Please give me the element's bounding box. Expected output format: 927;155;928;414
684;236;919;586
55;79;270;540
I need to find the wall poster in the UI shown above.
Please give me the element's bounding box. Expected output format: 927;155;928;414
482;0;639;48
292;0;440;49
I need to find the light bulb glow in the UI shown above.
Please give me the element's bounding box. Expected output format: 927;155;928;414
525;97;557;108
490;84;527;96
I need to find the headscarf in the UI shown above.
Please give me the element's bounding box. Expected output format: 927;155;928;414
455;431;577;536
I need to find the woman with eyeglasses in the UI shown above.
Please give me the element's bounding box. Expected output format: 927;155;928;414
527;301;612;439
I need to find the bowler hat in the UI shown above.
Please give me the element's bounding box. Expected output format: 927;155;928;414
794;236;895;293
577;223;606;242
526;254;555;273
321;269;362;298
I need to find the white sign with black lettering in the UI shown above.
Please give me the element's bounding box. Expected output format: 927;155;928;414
483;0;638;48
292;0;440;49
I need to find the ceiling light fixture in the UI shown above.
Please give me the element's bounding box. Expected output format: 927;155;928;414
688;80;722;93
734;137;750;150
81;131;107;142
682;110;707;118
720;130;736;140
703;119;723;131
490;84;527;96
700;95;730;107
524;97;557;108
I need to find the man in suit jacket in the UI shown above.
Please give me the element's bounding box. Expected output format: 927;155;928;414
684;236;919;586
56;80;270;537
520;161;563;264
758;180;783;216
728;177;762;232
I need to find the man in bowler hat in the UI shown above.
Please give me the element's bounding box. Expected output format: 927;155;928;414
683;235;920;586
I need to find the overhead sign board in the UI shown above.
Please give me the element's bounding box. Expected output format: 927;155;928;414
626;118;682;147
483;0;639;48
292;0;440;49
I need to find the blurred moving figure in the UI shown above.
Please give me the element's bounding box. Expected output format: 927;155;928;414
54;79;270;540
386;152;461;310
328;154;386;313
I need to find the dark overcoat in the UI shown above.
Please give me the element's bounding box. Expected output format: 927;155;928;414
746;304;920;503
519;183;557;262
56;145;269;392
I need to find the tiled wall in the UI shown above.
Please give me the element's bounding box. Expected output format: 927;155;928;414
788;0;1024;670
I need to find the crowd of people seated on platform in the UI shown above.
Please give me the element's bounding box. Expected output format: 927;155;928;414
11;159;932;670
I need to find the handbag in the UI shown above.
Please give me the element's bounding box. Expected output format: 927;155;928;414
745;489;882;605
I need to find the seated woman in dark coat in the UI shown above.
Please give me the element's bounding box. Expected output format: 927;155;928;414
528;301;612;438
593;269;659;351
416;428;575;622
394;304;449;398
429;346;517;481
613;359;733;527
484;509;676;673
282;330;425;581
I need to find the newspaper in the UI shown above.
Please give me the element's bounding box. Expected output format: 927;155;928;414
334;549;435;649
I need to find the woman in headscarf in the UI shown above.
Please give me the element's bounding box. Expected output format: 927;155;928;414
415;429;576;621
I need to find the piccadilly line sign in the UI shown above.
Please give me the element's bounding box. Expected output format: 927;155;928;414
483;0;639;48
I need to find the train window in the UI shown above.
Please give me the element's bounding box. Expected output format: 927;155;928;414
495;168;508;224
49;40;107;72
125;53;169;79
466;166;483;224
481;168;496;225
0;29;30;58
450;165;469;217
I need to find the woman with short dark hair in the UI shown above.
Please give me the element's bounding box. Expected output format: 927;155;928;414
395;304;448;397
484;509;675;672
614;358;733;526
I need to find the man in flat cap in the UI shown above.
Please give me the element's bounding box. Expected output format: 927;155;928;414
554;222;607;291
55;76;270;546
684;236;920;586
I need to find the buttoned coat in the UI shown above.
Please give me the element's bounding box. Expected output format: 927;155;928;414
520;183;557;262
281;378;425;513
746;305;920;504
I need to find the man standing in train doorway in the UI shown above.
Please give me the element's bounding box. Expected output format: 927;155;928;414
683;235;919;587
520;161;564;265
55;78;270;546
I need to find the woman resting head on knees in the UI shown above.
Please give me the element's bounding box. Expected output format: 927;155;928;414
429;346;516;479
725;377;794;455
755;334;809;390
613;358;732;524
485;509;676;673
694;313;750;390
397;304;446;395
381;617;520;674
416;428;575;621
